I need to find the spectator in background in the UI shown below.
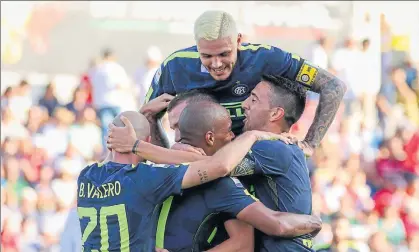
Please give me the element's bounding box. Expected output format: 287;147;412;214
359;39;381;129
390;68;419;127
368;231;393;252
135;45;163;107
307;36;332;70
377;206;406;247
331;37;363;118
68;107;102;160
402;57;418;90
79;58;98;106
316;214;360;252
90;48;130;150
378;67;419;139
35;107;74;159
25;106;49;136
19;217;41;252
3;156;29;201
1;107;29;143
1;87;14;108
7;80;32;123
38;82;60;117
65;86;89;119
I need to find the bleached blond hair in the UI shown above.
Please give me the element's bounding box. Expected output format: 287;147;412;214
194;10;238;42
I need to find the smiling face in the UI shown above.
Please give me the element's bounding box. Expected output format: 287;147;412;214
197;35;241;81
242;81;274;132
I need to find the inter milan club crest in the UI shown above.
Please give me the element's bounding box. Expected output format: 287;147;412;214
232;81;248;96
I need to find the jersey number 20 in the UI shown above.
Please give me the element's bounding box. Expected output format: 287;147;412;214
78;204;129;252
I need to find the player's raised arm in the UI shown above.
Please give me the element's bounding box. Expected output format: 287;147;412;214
302;66;346;152
237;202;322;238
107;116;207;164
266;48;347;154
143;62;174;148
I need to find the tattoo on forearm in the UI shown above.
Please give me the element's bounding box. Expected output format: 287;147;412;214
197;169;209;184
230;158;256;177
304;69;346;148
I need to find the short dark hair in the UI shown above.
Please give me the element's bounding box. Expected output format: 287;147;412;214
261;74;307;128
179;101;229;143
167;89;218;112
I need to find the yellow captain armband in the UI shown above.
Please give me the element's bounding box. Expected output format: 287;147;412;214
295;60;319;87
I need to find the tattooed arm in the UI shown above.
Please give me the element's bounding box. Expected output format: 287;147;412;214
230;157;256;177
303;68;346;150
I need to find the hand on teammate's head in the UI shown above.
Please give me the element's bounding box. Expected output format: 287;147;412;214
140;93;174;120
106;116;137;153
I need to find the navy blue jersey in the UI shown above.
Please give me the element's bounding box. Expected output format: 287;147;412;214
77;161;188;252
157;177;257;252
145;43;317;135
237;140;313;252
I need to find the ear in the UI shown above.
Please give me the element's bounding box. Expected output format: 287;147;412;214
205;131;215;147
269;107;285;122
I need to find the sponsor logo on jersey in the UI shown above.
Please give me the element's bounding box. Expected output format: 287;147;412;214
230;177;244;188
232;81;248;96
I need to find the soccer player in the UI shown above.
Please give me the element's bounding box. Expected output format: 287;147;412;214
227;74;315;251
77;111;283;251
112;75;317;251
157;101;321;252
144;10;346;156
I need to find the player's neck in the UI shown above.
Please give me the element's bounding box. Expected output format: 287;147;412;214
261;124;287;135
111;152;141;165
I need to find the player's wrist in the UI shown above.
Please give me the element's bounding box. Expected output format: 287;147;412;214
132;139;140;154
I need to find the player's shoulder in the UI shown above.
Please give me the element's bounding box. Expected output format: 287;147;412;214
251;139;302;164
239;42;287;57
163;45;200;68
239;42;294;66
134;162;188;173
77;162;100;182
252;139;292;152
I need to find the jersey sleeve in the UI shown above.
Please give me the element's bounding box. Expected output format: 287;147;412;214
204;177;257;217
247;140;293;176
143;61;174;105
137;163;188;204
264;46;319;90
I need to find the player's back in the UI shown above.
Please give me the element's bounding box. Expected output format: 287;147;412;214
161;177;256;252
77;161;188;252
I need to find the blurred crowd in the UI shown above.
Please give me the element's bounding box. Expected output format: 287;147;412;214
1;36;419;252
299;34;419;251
